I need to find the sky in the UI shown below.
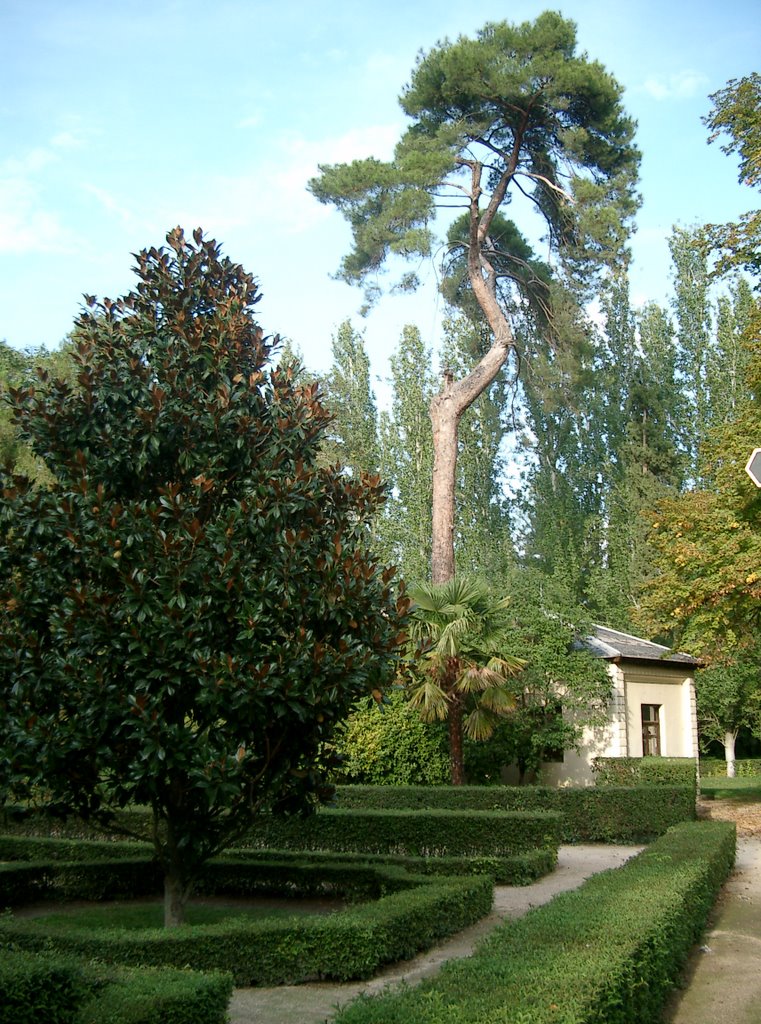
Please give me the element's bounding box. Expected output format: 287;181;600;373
1;0;759;389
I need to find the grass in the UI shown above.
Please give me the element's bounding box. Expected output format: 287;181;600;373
18;898;341;932
700;775;761;802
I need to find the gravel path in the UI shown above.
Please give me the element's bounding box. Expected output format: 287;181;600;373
662;801;761;1024
227;844;642;1024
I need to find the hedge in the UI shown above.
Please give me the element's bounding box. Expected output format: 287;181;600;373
0;859;493;985
215;845;556;886
76;964;233;1024
241;807;562;857
0;949;90;1024
332;784;696;843
0;858;164;908
700;757;761;778
331;820;736;1024
0;950;232;1024
592;756;697;789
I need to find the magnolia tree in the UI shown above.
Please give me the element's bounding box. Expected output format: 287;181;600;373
0;228;407;926
310;11;640;583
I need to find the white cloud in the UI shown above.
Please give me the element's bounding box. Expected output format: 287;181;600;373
150;123;403;241
50;131;82;150
641;70;710;101
82;184;136;226
0;177;72;253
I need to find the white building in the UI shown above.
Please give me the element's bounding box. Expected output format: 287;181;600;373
517;625;700;787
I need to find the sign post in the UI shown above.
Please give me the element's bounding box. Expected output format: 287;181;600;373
746;449;761;488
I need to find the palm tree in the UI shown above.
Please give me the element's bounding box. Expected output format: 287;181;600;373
406;577;525;784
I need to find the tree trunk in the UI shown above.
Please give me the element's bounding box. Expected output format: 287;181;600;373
448;697;466;785
430;380;459;585
724;730;738;778
427;162;517;586
164;872;189;928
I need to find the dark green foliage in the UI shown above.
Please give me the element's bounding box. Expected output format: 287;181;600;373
0;833;152;862
0;228;406;922
0;951;232;1024
0;949;90;1024
592;756;698;790
0;831;553;886
332;821;735;1024
76;965;232;1024
333;784;696;843
0;859;492;985
310;12;639;303
242;807;561;857
0;858;163;907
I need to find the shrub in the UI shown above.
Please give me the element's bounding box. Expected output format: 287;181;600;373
700;757;761;777
592;756;697;789
0;949;90;1024
0;859;492;985
77;964;232;1024
331;820;736;1024
332;691;450;785
215;845;556;886
332;783;695;843
241;807;562;856
0;951;232;1024
0;858;163;908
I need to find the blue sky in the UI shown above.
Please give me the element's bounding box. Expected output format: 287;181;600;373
1;0;759;385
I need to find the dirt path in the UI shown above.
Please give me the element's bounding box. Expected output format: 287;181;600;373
228;844;642;1024
661;800;761;1024
229;802;761;1024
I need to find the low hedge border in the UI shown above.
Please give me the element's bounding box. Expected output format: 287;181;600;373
241;807;562;856
331;820;736;1024
0;834;152;862
0;949;232;1024
592;756;698;789
0;948;90;1024
0;859;493;985
216;845;557;886
700;757;761;778
332;784;695;842
0;834;555;887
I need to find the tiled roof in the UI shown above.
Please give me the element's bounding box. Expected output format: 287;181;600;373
584;625;699;666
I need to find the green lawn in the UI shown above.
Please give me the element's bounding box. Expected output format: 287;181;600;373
700;775;761;802
18;899;340;932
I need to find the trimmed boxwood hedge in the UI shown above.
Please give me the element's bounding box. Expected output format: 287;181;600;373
0;858;493;985
331;820;736;1024
700;757;761;778
216;845;556;886
0;950;232;1024
332;783;695;842
241;807;562;856
0;833;554;888
592;756;697;789
0;949;90;1024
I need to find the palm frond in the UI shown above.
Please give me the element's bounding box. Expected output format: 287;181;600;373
479;685;517;714
464;706;497;742
407;679;450;722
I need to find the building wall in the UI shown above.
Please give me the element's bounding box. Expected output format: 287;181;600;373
526;660;698;787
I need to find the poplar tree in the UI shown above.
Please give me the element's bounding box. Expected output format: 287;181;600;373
379;325;436;582
322;320;380;477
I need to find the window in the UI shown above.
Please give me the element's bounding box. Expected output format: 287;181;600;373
641;704;661;756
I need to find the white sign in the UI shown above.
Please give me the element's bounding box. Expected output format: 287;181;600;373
746;448;761;488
